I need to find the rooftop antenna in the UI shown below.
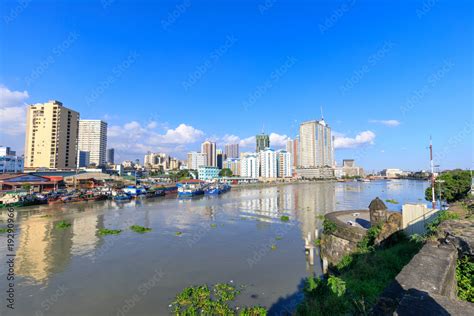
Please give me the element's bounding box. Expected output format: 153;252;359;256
320;106;324;120
262;123;265;134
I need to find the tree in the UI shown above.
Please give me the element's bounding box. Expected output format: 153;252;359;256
425;169;472;203
219;168;233;177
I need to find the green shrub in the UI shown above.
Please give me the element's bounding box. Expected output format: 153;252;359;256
456;256;474;302
425;210;460;236
323;219;337;234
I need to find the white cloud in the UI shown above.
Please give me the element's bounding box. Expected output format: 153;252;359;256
369;119;401;127
334;130;376;149
269;132;289;147
0;85;29;136
221;134;241;144
239;136;255;148
159;124;205;144
0;85;29;108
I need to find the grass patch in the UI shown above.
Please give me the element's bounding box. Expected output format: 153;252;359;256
385;199;399;204
297;235;422;315
280;215;290;222
171;283;266;315
99;228;122;235
55;220;71;229
130;225;152;233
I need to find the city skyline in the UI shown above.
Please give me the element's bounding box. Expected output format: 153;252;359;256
1;1;472;171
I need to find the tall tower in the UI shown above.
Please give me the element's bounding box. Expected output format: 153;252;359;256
201;141;217;167
24;100;79;169
299;119;334;168
78;120;107;166
256;133;270;152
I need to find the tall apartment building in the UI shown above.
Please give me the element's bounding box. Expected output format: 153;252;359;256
223;158;240;176
216;149;224;169
299;119;334;168
278;150;292;178
259;148;278;178
106;148;115;164
224;144;239;159
256;133;270;152
240;153;259;179
78;120;107;166
24;100;79;169
201;141;217;167
187;152;207;170
286;137;299;169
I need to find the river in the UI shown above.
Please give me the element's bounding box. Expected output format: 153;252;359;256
0;180;428;315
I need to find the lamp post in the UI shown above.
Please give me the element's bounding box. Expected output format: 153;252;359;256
436;179;445;210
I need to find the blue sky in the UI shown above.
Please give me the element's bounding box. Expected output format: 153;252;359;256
0;0;472;171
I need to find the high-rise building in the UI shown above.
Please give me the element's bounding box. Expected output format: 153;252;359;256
286;137;299;171
223;158;240;176
106;148;115;164
216;149;224;169
256;133;270;152
240;153;259;179
277;150;292;178
224;144;239;159
187;152;207;170
299;119;334;168
259;148;278;178
0;146;24;173
24;100;79;169
78;120;107;166
201;141;217;167
78;151;90;168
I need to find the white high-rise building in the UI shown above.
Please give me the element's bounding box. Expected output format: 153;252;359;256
299;119;334;168
277;150;292;178
240;153;259;179
187;152;207;170
259;148;278;178
78;120;107;166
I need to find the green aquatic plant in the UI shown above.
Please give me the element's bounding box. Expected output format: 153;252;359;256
0;228;9;234
130;225;152;233
275;236;282;240
210;223;217;228
270;244;277;251
176;231;183;236
171;283;266;315
280;215;290;222
55;220;71;229
99;228;122;235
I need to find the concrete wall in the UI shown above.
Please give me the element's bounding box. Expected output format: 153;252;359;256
402;204;439;236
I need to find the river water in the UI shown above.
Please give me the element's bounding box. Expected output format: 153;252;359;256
0;180;428;315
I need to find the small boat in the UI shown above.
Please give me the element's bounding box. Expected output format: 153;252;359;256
122;186;147;197
145;189;165;198
204;184;231;195
177;180;205;198
113;194;132;201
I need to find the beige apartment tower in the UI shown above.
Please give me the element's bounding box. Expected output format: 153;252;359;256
78;120;107;166
299;119;334;168
24;100;79;169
